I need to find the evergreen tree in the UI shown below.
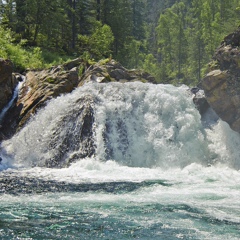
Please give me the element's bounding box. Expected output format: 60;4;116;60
0;0;240;83
131;0;145;40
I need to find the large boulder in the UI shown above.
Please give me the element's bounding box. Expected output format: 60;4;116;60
0;59;85;140
44;95;95;168
201;27;240;133
18;65;80;127
78;59;156;86
0;59;18;111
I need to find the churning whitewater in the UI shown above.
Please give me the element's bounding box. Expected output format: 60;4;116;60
1;81;239;170
0;82;240;239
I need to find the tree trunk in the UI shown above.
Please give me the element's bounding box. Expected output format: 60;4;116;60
15;0;26;34
72;0;76;49
96;0;101;21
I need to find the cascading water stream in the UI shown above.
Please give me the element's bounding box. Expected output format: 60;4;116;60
1;82;240;239
0;76;25;124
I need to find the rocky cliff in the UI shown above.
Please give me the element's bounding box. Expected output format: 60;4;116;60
0;59;18;112
0;58;156;142
201;27;240;133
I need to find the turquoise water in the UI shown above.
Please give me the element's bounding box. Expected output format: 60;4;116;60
1;165;240;239
1;82;240;239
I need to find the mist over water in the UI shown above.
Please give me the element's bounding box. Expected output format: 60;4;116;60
1;82;240;239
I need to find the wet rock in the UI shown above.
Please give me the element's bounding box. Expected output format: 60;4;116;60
201;27;240;133
193;95;210;116
0;60;82;139
191;88;219;128
0;174;167;194
0;59;18;111
45;95;96;168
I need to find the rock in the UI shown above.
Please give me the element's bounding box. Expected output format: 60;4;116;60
201;28;240;133
0;59;18;111
193;95;210;116
15;74;24;82
63;58;83;70
0;59;83;140
222;27;240;47
18;68;79;125
45;95;95;168
109;68;131;80
192;89;219;128
78;59;157;86
190;87;200;96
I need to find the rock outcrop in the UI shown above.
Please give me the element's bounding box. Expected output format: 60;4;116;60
44;95;95;168
0;59;18;111
193;91;219;129
0;58;156;141
78;59;156;86
201;27;240;133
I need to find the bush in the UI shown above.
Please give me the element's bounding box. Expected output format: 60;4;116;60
0;26;74;71
77;22;114;60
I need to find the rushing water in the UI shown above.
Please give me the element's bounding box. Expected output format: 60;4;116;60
0;82;240;239
0;79;24;124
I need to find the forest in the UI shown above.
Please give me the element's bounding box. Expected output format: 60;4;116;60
0;0;239;85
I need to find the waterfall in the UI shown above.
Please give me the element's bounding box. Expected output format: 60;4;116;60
1;81;240;169
0;76;25;124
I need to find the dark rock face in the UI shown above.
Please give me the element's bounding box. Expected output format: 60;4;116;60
222;27;240;47
191;88;219;128
0;59;18;111
45;95;95;168
201;28;240;133
193;94;210;116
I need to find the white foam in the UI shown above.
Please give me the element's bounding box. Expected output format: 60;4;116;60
1;81;240;173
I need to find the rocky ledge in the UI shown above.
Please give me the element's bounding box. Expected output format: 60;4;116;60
201;27;240;133
0;58;156;141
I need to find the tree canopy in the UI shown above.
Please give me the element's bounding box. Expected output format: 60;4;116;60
0;0;239;84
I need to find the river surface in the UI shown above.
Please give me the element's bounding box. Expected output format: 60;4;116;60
0;82;240;239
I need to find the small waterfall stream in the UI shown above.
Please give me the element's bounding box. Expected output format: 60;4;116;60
0;76;25;124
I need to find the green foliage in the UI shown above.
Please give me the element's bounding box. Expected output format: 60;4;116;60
98;58;111;65
121;39;146;69
153;0;240;85
0;0;147;71
88;22;114;58
78;64;85;76
142;54;158;78
41;50;71;66
77;22;114;60
0;25;72;71
46;77;56;84
0;26;44;71
0;0;239;86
